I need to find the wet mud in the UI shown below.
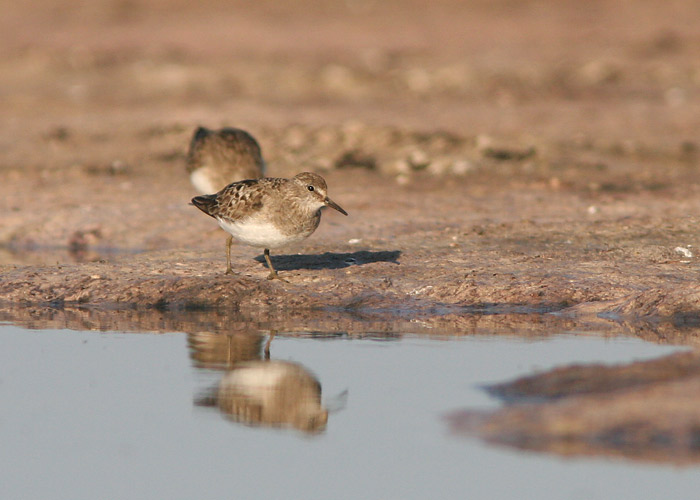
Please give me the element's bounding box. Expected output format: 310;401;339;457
448;351;700;465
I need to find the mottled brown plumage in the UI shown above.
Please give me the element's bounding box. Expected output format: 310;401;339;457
215;360;328;433
186;126;265;194
191;172;347;279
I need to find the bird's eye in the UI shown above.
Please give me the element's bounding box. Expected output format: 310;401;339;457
307;185;314;192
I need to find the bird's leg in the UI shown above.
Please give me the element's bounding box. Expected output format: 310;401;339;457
264;330;276;360
263;248;286;281
226;334;233;368
225;235;233;275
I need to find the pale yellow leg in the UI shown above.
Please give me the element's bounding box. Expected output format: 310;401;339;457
264;331;276;360
264;248;286;281
225;235;233;275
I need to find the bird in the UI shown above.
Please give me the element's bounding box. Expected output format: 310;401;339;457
191;172;348;280
208;360;329;433
185;126;265;194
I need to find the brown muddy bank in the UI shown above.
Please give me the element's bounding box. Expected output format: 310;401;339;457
448;350;700;465
2;0;700;326
1;162;699;331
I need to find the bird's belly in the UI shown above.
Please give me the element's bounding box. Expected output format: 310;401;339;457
190;168;219;194
217;218;309;248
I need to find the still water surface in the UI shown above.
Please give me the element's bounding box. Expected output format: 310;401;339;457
1;324;698;500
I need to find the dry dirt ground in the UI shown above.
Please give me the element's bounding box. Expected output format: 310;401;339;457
3;0;700;463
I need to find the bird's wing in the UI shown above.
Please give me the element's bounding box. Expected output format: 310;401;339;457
217;178;287;221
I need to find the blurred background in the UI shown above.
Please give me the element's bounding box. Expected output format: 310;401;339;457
3;0;699;141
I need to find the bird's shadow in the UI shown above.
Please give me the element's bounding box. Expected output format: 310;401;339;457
254;250;401;271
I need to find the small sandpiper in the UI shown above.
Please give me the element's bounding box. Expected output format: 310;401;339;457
191;172;348;279
186;126;266;194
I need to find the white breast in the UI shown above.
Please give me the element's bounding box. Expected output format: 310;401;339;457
217;218;304;248
190;168;219;194
227;362;289;392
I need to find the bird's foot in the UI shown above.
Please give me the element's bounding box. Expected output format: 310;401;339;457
266;271;288;282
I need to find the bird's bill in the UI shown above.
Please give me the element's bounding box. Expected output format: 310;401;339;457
324;197;348;216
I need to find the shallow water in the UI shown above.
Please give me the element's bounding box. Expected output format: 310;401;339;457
1;324;698;500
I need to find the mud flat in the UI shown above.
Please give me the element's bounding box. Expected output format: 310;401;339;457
448;350;700;465
1;160;699;333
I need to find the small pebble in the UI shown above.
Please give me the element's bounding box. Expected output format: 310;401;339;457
675;247;693;258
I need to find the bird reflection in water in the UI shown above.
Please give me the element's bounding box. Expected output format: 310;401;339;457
191;330;329;434
188;330;265;369
214;360;328;433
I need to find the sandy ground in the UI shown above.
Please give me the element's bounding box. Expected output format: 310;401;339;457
3;0;700;463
